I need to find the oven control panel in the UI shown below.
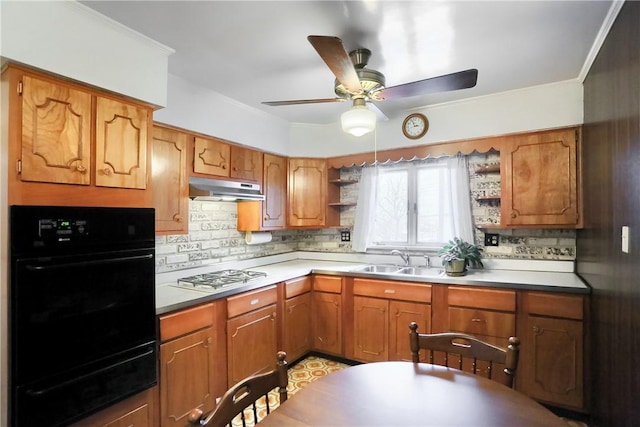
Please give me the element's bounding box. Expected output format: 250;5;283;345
38;218;89;240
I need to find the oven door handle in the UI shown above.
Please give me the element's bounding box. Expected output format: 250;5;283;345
24;346;156;397
25;254;153;271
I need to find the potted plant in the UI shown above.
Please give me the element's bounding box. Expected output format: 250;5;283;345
438;237;484;276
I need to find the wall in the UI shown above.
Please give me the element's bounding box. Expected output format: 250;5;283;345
0;1;172;106
579;1;640;426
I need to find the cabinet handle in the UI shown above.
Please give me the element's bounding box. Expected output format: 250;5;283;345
511;212;517;218
250;298;260;305
103;167;112;176
384;289;396;294
471;318;486;323
76;164;87;173
533;326;540;333
173;214;183;222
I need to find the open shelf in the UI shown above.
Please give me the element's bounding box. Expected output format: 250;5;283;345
475;164;500;174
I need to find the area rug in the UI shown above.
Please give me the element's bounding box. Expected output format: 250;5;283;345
231;355;588;427
231;355;349;426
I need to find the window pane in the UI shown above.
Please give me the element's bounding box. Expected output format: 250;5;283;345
370;168;408;243
416;166;453;244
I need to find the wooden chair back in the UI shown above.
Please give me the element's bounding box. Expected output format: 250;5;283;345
409;322;520;388
188;351;288;427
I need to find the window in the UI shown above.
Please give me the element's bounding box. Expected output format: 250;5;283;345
353;156;474;252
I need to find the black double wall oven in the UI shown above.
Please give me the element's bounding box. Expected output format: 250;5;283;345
9;206;158;426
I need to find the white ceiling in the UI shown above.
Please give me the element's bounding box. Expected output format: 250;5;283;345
81;0;614;126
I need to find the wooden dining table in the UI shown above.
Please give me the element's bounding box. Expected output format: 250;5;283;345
259;361;568;426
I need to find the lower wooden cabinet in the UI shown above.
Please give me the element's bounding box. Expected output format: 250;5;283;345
352;279;431;363
312;275;343;355
283;276;312;362
519;292;585;411
158;303;220;427
71;387;158;427
227;286;278;385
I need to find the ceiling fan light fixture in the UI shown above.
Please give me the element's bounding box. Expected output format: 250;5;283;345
341;99;376;137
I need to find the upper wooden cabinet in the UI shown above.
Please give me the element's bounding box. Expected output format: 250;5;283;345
20;74;93;185
501;128;581;227
3;65;154;207
152;125;189;234
95;97;149;189
237;152;287;231
192;136;262;182
230;145;263;182
288;158;328;227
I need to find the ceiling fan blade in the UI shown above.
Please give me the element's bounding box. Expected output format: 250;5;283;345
262;98;346;106
376;69;478;100
307;35;362;95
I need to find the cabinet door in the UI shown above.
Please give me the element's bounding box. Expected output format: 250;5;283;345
71;387;157;427
288;158;327;227
312;291;342;355
501;129;579;226
389;300;431;362
227;304;277;385
193;136;230;177
230;145;263;181
21;75;92;185
521;315;584;410
95;96;149;189
262;153;287;229
160;327;217;427
353;296;388;362
152;126;188;234
284;292;312;362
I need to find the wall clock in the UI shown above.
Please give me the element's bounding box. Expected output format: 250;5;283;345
402;113;429;139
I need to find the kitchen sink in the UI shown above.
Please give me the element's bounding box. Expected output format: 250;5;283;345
397;267;445;277
352;264;402;274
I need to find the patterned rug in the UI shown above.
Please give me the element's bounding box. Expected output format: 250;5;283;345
231;355;349;426
231;355;588;427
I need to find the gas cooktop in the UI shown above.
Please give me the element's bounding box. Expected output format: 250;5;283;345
173;269;268;293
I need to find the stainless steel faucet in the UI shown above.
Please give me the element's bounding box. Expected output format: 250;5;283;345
391;250;411;266
424;255;431;269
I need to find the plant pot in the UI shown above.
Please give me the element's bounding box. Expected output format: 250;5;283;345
444;259;467;276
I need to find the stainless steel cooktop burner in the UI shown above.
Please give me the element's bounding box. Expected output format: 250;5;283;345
174;269;267;293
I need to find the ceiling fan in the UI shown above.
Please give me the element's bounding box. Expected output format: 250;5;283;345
262;35;478;136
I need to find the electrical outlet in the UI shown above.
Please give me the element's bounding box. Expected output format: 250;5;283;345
484;233;499;246
341;231;351;242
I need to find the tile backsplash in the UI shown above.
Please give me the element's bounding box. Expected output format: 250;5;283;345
155;153;575;272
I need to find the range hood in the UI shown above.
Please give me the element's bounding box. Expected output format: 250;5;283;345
189;177;265;201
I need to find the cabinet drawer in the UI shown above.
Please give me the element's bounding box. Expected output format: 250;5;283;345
448;287;516;312
353;279;431;303
159;303;214;342
227;286;277;318
313;275;342;294
525;292;583;320
449;307;515;339
285;276;312;299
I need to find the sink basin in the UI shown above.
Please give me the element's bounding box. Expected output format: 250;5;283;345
397;267;445;277
352;265;402;274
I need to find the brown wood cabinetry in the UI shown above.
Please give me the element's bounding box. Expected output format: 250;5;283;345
519;292;585;411
71;387;158;427
3;65;153;207
312;275;343;355
152;125;189;234
440;286;516;385
288;158;328;227
282;276;312;362
237;152;287;231
352;278;431;363
192;136;262;182
501;128;581;227
158;303;222;427
226;286;278;385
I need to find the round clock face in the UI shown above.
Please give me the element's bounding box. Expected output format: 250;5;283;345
402;113;429;139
